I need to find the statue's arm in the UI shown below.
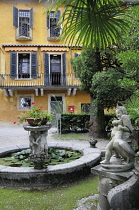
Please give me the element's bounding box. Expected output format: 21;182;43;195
112;119;122;126
120;115;133;133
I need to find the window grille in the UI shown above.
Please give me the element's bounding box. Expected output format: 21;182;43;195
81;104;90;113
19;10;30;18
50;11;54;18
49;11;60;37
18;54;30;78
50;55;61;85
19;10;30;37
19;97;31;109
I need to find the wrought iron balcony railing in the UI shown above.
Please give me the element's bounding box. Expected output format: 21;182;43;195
0;73;80;88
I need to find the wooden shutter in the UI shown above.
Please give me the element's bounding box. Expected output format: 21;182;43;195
47;13;49;28
62;53;66;86
10;52;17;78
13;6;18;28
56;10;61;35
74;53;79;58
30;8;33;28
44;53;50;85
74;53;79;78
55;10;60;23
31;53;37;78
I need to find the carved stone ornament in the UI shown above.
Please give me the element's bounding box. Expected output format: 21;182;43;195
24;124;51;169
101;105;135;172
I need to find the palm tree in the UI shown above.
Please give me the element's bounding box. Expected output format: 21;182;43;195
44;0;132;138
46;0;130;49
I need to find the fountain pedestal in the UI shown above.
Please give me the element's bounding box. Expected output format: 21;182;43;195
24;124;51;169
91;164;133;210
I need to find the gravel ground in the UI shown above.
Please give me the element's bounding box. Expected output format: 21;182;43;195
0;123;109;149
0;123;58;148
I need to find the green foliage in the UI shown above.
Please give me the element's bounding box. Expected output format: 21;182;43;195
59;114;90;133
119;6;139;50
0;148;82;167
45;0;130;49
117;50;139;81
105;113;116;131
90;68;132;110
71;47;132;111
116;6;139;90
71;48;98;94
17;103;53;125
124;92;139;128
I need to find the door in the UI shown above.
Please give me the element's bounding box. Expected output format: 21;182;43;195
50;96;64;126
50;55;61;85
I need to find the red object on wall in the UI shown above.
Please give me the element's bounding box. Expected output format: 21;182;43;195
68;106;74;113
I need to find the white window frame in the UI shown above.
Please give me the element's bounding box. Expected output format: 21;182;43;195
48;52;63;83
16;9;32;40
16;52;31;80
47;11;62;39
48;93;65;114
17;94;34;111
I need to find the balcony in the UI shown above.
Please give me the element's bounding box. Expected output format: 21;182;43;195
0;73;80;88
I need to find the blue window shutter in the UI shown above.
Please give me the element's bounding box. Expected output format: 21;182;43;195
56;10;61;35
31;53;37;78
44;53;49;86
74;53;79;58
10;52;17;78
13;6;18;28
62;53;66;86
56;10;60;23
30;8;33;28
47;13;49;28
74;53;79;78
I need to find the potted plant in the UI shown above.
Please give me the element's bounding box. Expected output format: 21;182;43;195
17;102;53;126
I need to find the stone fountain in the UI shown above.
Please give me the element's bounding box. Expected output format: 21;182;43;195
0;124;101;187
23;124;51;169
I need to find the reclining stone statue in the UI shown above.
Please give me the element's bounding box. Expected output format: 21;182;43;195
101;105;135;166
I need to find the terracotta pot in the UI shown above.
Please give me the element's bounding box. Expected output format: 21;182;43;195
26;118;47;126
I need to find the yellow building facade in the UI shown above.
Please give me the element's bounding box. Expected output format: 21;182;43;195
0;0;90;124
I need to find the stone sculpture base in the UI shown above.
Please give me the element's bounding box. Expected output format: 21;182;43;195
91;165;133;210
107;165;139;210
101;156;134;172
29;153;48;169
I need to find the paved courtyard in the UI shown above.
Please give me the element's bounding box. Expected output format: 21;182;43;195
0;123;109;150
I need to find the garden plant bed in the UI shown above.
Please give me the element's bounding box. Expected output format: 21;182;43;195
0;148;82;168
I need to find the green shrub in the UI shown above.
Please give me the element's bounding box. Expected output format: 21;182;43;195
104;113;116;131
59;114;90;133
58;113;116;134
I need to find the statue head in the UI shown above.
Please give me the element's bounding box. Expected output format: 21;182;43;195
116;106;127;119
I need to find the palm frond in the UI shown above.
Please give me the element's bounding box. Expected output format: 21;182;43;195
44;0;130;49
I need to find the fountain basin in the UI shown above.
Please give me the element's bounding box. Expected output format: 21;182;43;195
0;142;101;187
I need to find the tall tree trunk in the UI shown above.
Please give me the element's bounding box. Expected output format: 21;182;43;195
89;97;106;139
89;49;106;138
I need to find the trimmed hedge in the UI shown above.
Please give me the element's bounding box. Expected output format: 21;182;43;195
59;114;90;133
58;113;115;134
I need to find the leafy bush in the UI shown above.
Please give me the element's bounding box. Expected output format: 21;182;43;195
124;94;139;129
104;113;116;131
58;113;115;134
58;114;90;133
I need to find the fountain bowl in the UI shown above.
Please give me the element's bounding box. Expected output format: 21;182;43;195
0;142;101;187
